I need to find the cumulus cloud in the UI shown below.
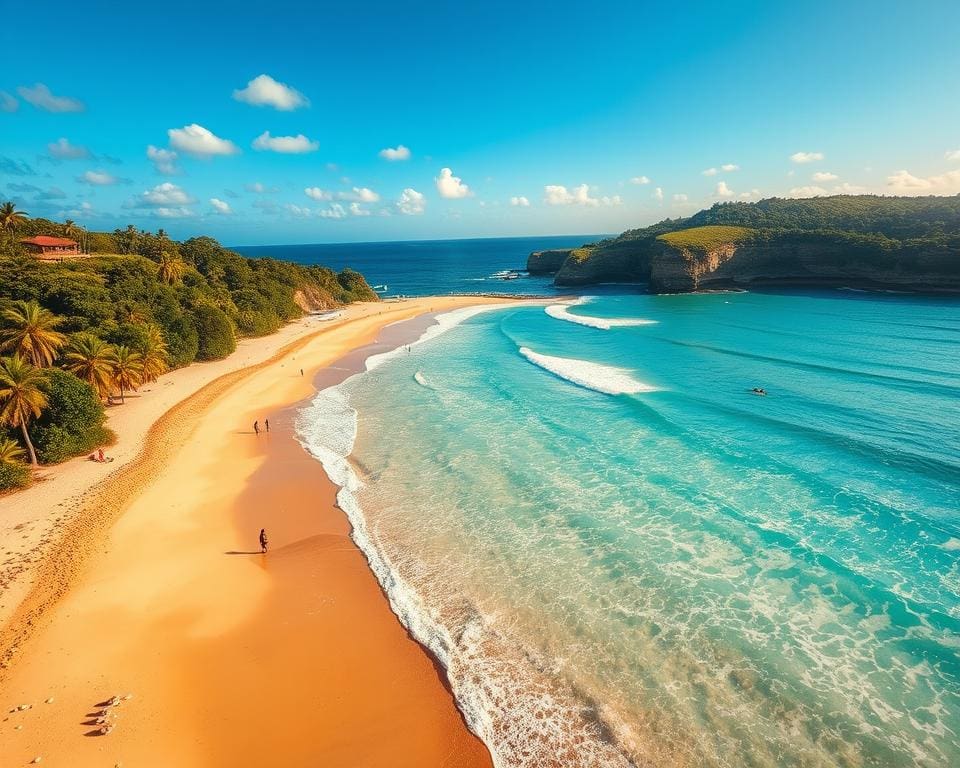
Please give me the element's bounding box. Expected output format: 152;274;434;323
252;131;318;153
543;184;618;207
397;188;425;215
510;195;530;207
0;91;18;112
153;207;194;218
48;138;89;160
738;188;761;200
147;145;179;174
349;202;370;217
210;198;231;214
790;151;824;164
138;182;194;205
832;182;867;194
721;163;740;172
886;168;960;194
653;187;664;201
379;144;411;161
629;175;650;185
233;74;308;110
946;149;960;162
305;186;332;201
339;186;380;202
715;181;734;198
168;124;239;157
787;185;829;198
436;167;471;198
17;83;84;112
812;171;838;182
702;167;718;176
79;170;122;186
673;193;688;202
319;203;347;219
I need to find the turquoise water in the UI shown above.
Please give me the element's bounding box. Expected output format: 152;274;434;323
299;290;960;767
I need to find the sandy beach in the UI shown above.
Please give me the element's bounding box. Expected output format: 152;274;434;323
0;296;519;767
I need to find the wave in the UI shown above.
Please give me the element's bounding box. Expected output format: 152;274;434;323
545;302;657;330
519;346;657;395
413;370;430;388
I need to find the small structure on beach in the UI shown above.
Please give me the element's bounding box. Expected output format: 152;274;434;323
20;236;81;260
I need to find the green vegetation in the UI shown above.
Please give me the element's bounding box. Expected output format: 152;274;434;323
658;226;753;252
568;247;595;263
0;205;379;488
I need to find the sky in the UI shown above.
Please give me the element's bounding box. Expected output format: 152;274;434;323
2;0;960;245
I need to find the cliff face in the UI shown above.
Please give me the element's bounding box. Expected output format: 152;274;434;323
649;235;960;293
527;249;572;274
553;241;654;286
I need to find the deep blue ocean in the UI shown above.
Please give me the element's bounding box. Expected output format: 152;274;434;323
234;235;605;296
284;237;959;767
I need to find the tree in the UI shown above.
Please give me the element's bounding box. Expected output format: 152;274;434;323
31;368;111;463
0;201;28;236
111;345;143;403
140;323;169;383
63;219;80;240
0;299;67;367
0;355;48;465
157;251;187;285
62;334;117;401
192;304;236;361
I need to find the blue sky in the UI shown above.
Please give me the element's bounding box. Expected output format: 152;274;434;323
2;0;959;245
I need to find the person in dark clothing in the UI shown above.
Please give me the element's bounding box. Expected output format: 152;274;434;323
259;528;268;553
253;420;260;435
265;418;270;432
300;368;304;376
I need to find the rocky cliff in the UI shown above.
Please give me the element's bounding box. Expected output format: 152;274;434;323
527;249;572;274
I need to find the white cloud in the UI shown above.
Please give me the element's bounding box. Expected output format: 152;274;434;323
653;187;664;201
305;186;333;201
715;181;734;198
397;188;425;215
812;171;838;182
17;83;84;112
147;145;179;175
790;151;824;164
210;198;231;214
168;124;239;157
702;167;718;176
153;207;194;219
721;163;740;172
339;186;380;202
945;149;960;162
738;188;761;200
510;195;530;207
436;167;471;198
673;193;688;202
787;185;829;198
600;195;623;206
284;203;313;218
629;175;650;185
48;138;89;160
139;182;193;205
832;182;867;194
0;91;18;112
349;202;370;217
543;184;617;207
232;74;308;111
319;203;347;219
252;131;318;154
379;144;411;161
886;168;960;194
79;170;121;186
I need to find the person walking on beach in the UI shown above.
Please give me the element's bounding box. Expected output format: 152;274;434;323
265;418;270;433
253;420;260;435
300;368;304;376
259;528;268;553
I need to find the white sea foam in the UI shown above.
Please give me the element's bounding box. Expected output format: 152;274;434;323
413;370;429;387
545;298;657;330
941;537;960;551
519;346;657;395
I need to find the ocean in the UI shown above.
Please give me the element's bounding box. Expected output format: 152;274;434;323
234;235;605;297
276;234;960;766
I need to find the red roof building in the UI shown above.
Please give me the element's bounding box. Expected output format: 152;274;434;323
20;236;80;259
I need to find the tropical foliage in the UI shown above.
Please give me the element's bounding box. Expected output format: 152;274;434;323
0;355;48;465
30;369;112;464
0;299;67;367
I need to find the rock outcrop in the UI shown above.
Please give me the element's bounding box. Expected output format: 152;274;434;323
527;249;572;274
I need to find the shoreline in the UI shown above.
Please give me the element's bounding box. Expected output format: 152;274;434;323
0;296;540;767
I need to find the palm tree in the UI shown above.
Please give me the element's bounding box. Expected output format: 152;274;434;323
0;300;67;367
62;334;117;401
0;437;26;466
63;219;80;240
157;251;186;285
0;355;48;465
111;345;143;404
140;324;169;383
0;201;28;235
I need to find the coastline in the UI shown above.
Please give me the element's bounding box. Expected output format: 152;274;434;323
0;296;536;767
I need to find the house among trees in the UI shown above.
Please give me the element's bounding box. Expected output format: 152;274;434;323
20;235;81;260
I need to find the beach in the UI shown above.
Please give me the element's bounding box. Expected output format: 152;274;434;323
0;296;515;768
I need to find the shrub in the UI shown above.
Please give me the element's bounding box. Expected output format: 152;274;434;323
0;460;30;491
166;313;199;367
30;368;112;464
192;304;236;361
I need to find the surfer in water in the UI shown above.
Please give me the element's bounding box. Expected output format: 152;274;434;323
751;387;767;396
